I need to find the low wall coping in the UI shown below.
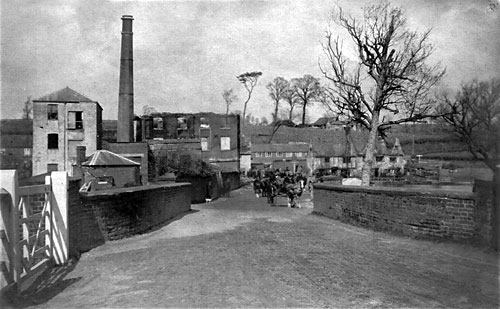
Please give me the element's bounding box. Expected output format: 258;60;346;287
313;183;475;200
81;182;191;200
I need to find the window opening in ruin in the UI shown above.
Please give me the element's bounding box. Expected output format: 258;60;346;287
200;117;209;128
47;133;58;149
153;117;163;130
47;104;58;120
177;117;187;131
201;137;209;151
47;163;58;172
220;136;230;151
68;111;83;129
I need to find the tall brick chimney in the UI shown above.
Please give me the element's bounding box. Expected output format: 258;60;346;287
117;15;134;142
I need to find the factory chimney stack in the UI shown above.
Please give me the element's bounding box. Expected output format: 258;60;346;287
117;15;134;142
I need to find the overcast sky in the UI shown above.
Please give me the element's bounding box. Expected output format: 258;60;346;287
1;0;499;121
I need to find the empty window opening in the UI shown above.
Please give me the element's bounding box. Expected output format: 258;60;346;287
200;117;209;128
47;104;58;120
201;137;209;151
220;137;230;151
153;117;163;130
48;134;58;149
47;163;58;172
68;111;83;129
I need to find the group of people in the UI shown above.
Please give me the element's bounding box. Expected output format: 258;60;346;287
252;168;311;208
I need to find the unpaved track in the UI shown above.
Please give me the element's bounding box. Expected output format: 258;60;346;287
4;185;499;308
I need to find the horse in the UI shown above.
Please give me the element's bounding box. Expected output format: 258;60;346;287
264;177;303;208
253;178;263;198
284;182;303;208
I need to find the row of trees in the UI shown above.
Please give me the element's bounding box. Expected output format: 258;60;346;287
224;73;324;126
266;75;322;125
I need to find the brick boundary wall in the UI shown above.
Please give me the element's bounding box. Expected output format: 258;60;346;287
68;181;191;257
313;183;495;247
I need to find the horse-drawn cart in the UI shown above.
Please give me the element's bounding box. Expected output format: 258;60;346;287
253;176;304;208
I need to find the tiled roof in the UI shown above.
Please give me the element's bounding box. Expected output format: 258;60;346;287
34;87;95;103
0;119;33;148
252;143;310;152
82;150;140;166
0;135;32;148
311;117;346;127
0;119;33;135
244;125;401;157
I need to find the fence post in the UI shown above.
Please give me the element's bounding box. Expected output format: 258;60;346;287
49;172;69;265
0;170;19;291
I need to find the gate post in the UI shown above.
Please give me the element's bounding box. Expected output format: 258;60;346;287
0;170;19;291
49;172;69;264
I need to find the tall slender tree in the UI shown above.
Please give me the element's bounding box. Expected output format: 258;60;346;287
320;1;445;185
266;77;289;123
237;71;262;123
283;87;298;121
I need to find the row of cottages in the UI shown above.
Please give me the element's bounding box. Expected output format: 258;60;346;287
311;135;407;177
249;125;406;177
250;142;311;173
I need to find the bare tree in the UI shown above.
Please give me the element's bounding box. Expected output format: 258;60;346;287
266;77;289;123
222;88;237;115
22;96;32;119
440;78;500;172
292;74;322;126
320;1;445;185
237;71;262;124
142;105;158;116
440;78;499;251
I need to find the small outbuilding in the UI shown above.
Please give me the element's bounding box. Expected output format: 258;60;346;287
81;150;141;190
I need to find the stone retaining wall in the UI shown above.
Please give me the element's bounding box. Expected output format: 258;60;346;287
68;181;191;257
313;183;494;246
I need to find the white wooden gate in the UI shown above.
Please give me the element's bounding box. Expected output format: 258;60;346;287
15;181;54;288
1;170;68;293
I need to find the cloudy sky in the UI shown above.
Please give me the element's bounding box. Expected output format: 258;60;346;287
1;0;499;121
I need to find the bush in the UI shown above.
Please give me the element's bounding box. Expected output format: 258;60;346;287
156;153;214;178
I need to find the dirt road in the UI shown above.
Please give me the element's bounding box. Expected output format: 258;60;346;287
4;185;499;308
